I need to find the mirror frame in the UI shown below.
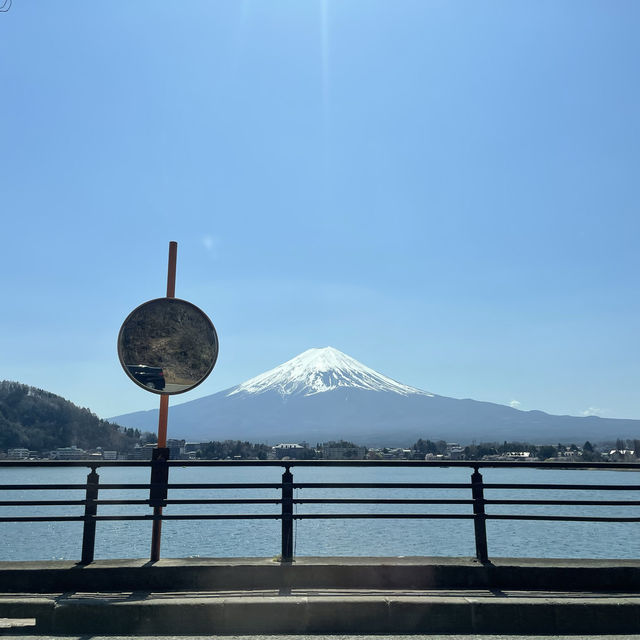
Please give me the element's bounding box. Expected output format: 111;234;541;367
117;297;219;395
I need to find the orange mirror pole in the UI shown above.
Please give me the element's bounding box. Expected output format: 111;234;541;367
166;240;177;298
150;241;177;561
157;241;176;448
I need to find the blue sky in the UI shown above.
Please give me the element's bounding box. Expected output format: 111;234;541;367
1;1;639;422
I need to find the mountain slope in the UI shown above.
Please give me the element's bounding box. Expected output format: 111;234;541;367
0;381;142;451
110;347;640;445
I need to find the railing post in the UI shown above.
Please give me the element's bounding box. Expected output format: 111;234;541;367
281;465;294;562
471;466;489;563
149;447;170;562
80;466;99;564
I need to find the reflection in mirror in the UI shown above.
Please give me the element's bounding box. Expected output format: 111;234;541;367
118;298;218;395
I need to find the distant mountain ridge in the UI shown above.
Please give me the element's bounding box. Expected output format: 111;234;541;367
110;347;640;446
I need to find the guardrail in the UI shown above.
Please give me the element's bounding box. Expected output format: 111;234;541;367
0;458;638;564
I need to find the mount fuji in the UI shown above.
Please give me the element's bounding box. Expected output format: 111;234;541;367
110;347;639;445
227;347;432;398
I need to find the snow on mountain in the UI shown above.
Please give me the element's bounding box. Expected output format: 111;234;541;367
226;346;433;398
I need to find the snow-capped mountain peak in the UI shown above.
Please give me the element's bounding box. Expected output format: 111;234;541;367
226;346;433;398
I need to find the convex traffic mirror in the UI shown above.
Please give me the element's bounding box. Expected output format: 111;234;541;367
118;298;218;395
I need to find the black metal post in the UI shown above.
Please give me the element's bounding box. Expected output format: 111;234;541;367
281;466;294;562
150;447;170;562
471;467;489;563
80;467;99;564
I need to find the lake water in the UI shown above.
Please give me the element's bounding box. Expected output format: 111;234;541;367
0;465;638;561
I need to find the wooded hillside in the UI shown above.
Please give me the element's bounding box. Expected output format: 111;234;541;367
0;381;142;452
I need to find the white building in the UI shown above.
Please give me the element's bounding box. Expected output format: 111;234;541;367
273;443;306;459
7;448;29;460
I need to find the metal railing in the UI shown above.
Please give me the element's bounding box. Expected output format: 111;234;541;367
0;458;638;564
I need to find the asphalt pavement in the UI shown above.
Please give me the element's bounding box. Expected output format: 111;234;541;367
3;635;640;640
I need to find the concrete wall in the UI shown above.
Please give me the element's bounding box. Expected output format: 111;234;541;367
0;556;638;593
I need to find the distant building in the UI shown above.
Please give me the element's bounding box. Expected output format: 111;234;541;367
505;451;531;460
273;443;306;459
128;443;157;460
7;448;29;460
167;439;186;460
609;449;635;462
102;451;118;460
184;442;205;453
445;443;465;460
322;444;367;460
182;442;208;459
51;446;87;460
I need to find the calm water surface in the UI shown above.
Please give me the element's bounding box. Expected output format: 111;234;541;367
0;465;638;561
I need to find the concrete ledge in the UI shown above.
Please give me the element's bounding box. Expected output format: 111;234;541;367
4;592;638;635
0;556;639;593
0;597;54;628
389;597;473;633
1;558;638;635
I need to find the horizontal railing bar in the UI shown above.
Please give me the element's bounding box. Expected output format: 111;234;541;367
0;483;283;491
0;498;635;508
2;482;636;492
296;514;640;522
164;499;281;505
293;498;474;504
94;483;281;490
89;499;282;506
92;484;152;490
486;514;640;522
1;512;637;524
0;484;89;490
293;513;475;519
0;516;85;522
73;482;640;491
164;483;282;489
0;482;472;491
0;515;280;523
293;483;472;489
95;500;150;505
78;483;281;491
0;500;86;506
1;459;638;470
0;483;156;491
485;499;640;506
94;514;279;521
483;484;640;490
0;461;156;468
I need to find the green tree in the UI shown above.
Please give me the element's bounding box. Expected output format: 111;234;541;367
537;445;557;460
412;439;438;455
197;440;272;460
581;441;602;462
324;440;360;449
0;381;143;453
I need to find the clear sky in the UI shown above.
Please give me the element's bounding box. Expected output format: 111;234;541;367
1;1;639;422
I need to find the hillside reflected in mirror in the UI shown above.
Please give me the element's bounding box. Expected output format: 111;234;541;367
118;298;218;395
